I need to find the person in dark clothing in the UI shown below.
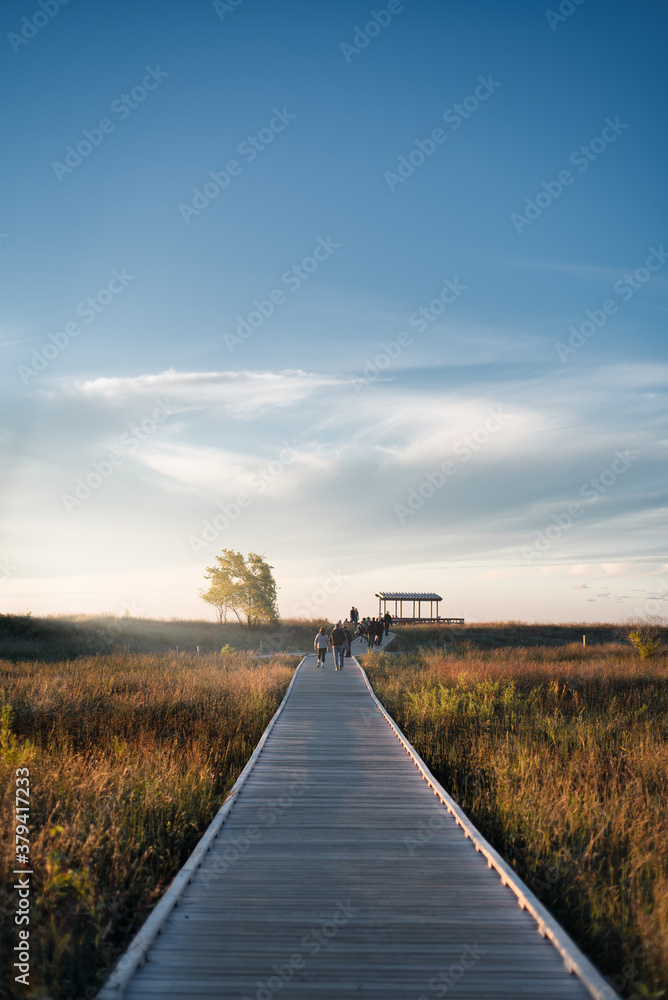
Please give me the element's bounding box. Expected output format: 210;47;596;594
367;618;380;647
383;611;392;636
329;621;346;671
343;625;352;660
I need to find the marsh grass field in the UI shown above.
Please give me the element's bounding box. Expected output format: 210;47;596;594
0;612;328;662
363;628;668;998
1;615;666;999
0;645;297;999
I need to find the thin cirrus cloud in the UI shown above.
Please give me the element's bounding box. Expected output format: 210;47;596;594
136;440;330;497
3;354;665;619
65;369;349;420
30;360;665;486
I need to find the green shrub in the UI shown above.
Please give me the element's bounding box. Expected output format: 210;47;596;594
628;631;663;660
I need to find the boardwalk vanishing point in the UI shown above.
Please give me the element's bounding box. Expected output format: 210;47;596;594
99;634;618;1000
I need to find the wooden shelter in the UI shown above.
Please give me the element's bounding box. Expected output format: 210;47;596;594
375;591;464;624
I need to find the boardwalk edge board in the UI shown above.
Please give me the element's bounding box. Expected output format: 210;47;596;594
97;656;307;1000
353;654;621;1000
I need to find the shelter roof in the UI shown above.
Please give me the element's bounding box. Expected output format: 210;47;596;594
375;592;442;601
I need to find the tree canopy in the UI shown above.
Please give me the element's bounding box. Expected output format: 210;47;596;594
200;549;279;628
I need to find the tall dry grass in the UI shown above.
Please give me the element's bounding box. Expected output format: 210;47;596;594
364;644;668;999
387;620;622;651
0;650;296;999
0;613;335;661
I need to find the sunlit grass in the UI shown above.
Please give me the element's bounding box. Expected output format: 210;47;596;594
0;650;296;999
3;617;664;998
0;612;334;661
364;644;668;998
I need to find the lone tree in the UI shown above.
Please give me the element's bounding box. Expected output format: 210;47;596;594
200;549;279;628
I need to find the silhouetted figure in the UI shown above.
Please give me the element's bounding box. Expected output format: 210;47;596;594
329;621;346;671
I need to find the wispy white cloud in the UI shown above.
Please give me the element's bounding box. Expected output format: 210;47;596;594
0;322;26;348
61;368;348;420
4;355;666;621
136;439;331;495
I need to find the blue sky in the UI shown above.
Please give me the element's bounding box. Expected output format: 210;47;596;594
1;0;666;623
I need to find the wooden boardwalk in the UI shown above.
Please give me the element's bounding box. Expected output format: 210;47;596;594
101;637;615;1000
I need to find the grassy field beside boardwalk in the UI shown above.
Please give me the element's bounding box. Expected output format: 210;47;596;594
0;650;297;1000
0;613;334;662
2;617;665;997
0;614;626;663
386;620;622;651
362;641;668;998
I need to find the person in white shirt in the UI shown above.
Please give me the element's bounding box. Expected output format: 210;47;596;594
314;627;328;667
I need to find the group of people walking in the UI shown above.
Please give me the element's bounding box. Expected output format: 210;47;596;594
314;623;350;670
313;609;393;669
